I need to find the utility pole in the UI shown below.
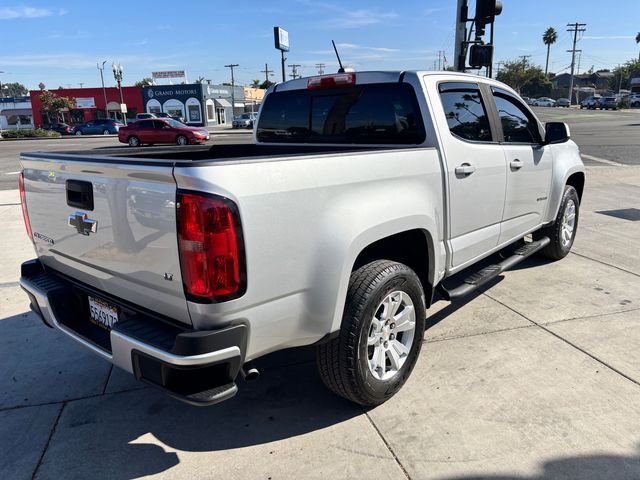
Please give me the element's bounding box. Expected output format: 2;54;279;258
224;63;239;115
438;50;442;70
97;61;107;117
288;64;301;79
567;22;587;105
260;63;274;83
315;63;325;75
518;55;532;67
454;0;468;71
496;61;505;76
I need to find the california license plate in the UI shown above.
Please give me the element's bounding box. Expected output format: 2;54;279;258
88;296;119;330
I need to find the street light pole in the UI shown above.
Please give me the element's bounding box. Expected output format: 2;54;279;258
97;61;108;118
112;62;127;125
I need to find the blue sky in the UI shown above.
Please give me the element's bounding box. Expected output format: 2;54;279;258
0;0;639;90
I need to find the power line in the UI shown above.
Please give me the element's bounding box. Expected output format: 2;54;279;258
566;22;587;104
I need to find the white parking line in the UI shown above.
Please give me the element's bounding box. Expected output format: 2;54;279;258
581;154;626;167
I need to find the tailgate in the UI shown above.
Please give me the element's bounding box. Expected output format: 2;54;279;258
20;153;191;326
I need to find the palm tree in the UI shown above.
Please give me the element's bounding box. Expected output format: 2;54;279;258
543;27;558;76
636;32;640;61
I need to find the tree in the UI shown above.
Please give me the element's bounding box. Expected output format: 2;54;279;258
134;77;154;87
609;58;640;91
250;79;261;88
259;79;275;89
39;90;76;124
1;82;28;97
496;59;551;97
38;82;46;91
194;76;205;84
543;27;558;76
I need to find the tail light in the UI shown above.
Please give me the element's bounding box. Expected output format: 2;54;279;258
18;171;33;240
177;192;245;301
307;73;356;90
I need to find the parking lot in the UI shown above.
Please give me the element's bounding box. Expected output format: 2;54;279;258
1;108;640;479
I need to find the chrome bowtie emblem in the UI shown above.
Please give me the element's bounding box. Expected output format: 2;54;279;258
68;212;98;236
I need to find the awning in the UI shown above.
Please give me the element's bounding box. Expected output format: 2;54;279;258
213;98;232;108
0;108;32;116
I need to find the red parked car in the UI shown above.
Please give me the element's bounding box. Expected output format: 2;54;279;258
118;119;210;147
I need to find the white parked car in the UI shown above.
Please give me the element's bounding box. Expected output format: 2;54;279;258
534;97;556;107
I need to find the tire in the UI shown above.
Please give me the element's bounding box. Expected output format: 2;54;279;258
128;136;140;147
176;135;188;146
534;185;579;260
316;260;426;406
75;130;83;136
102;129;110;135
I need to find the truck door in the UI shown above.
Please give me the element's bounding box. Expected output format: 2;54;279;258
489;88;553;243
436;81;507;270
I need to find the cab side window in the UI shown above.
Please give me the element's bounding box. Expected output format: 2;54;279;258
137;120;154;129
492;91;541;144
439;82;492;142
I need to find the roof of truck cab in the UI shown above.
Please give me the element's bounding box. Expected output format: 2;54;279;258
270;70;512;93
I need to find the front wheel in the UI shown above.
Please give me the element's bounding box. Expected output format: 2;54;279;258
102;129;110;135
75;130;83;136
176;135;188;146
535;185;579;260
316;260;425;406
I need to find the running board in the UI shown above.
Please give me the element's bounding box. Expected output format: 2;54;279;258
439;237;550;301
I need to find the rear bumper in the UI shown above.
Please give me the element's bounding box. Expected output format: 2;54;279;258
19;259;247;406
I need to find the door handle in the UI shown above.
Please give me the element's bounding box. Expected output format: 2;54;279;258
455;163;476;176
510;159;524;170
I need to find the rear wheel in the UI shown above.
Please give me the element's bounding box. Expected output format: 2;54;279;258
535;185;579;260
75;130;83;136
102;129;110;135
128;136;140;147
316;260;425;406
176;135;188;146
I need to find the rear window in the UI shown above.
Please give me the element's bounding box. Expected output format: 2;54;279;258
256;83;425;144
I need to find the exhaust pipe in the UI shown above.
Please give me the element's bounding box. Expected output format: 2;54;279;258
240;362;260;381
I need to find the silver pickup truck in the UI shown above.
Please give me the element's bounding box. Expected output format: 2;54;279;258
18;71;585;407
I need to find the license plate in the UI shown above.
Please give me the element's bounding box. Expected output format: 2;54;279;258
88;296;119;330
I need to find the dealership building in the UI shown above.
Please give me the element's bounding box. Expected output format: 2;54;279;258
142;83;244;127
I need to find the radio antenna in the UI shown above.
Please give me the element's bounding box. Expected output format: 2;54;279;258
332;40;345;73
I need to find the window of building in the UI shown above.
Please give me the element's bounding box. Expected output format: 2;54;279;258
206;100;215;122
438;82;492;142
492;90;541;144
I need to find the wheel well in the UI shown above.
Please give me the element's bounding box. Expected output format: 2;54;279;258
353;229;432;305
566;172;585;201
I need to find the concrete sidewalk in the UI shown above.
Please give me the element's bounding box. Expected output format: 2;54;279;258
1;166;640;479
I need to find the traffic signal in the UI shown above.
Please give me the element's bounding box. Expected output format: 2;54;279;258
475;0;503;23
469;45;494;68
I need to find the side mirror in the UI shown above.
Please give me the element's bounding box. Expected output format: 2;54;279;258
544;122;570;144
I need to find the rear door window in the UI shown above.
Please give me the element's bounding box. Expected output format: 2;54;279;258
257;83;425;144
438;82;493;142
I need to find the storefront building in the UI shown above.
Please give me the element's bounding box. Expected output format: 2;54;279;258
29;87;143;127
142;84;205;126
0;96;33;130
202;84;244;125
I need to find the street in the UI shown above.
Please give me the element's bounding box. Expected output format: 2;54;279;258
1;107;639;191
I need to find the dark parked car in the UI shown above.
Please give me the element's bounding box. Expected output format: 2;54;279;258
555;98;570;108
73;119;124;135
118;119;210;146
599;97;620;110
45;123;73;135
